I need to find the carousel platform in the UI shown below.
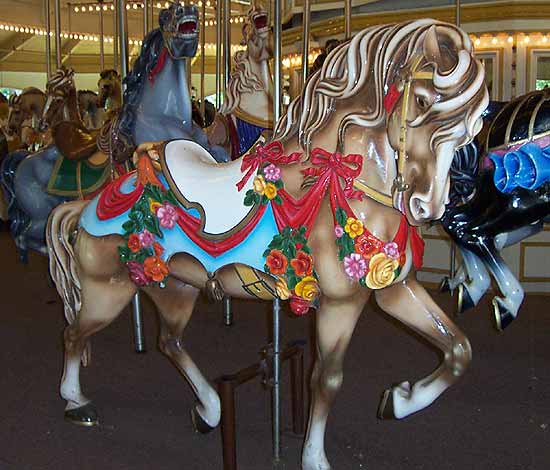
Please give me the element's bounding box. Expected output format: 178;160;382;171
0;230;549;470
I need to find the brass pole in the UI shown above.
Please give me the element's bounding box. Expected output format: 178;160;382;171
344;0;352;39
215;1;222;107
45;0;52;78
301;0;311;85
200;0;206;117
54;0;62;68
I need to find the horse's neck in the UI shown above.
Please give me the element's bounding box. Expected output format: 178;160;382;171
64;89;82;124
25;95;46;129
139;58;192;131
236;58;272;122
107;86;122;112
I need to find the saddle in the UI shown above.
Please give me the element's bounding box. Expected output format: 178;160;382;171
160;139;258;238
53;121;102;162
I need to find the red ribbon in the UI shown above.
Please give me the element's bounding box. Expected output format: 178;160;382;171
236;141;302;191
301;148;364;201
384;83;401;114
148;47;169;84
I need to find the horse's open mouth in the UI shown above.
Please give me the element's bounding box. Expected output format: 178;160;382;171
253;13;269;33
177;17;198;37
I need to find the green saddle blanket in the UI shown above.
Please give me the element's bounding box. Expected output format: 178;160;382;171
47;155;111;197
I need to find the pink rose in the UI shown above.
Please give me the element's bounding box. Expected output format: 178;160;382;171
343;253;367;280
334;225;344;238
138;229;155;248
263;164;281;182
157;203;179;229
126;261;151;287
383;242;400;260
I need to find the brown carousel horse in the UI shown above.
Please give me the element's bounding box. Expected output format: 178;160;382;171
6;87;49;150
97;69;122;118
47;20;487;470
206;3;273;159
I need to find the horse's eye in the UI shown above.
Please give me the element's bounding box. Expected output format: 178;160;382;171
415;95;429;111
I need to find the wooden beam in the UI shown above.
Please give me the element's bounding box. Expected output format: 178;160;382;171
0;32;34;61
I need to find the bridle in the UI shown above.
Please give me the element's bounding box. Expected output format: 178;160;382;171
353;55;434;211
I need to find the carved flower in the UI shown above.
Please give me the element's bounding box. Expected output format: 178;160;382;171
126;261;151;286
290;251;314;277
354;233;383;260
153;242;164;257
365;253;399;289
253;175;267;195
343;253;367;280
149;199;162;214
344;217;364;239
294;275;319;302
265;249;288;275
143;256;169;282
263;164;281;182
138;229;155;248
289;295;311;316
127;233;141;253
383;241;400;260
157;203;179;229
334;225;344;238
264;182;278;200
275;277;291;300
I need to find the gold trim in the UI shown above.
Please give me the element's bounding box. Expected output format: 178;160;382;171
504;94;530;150
352;180;393;208
159;140;262;242
234;264;276;300
233;107;273;129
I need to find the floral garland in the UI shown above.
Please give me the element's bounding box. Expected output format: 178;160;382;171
334;207;404;289
263;226;320;316
243;163;283;206
118;183;180;287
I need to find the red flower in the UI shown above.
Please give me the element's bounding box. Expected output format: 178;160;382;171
290;251;314;277
128;233;141;253
265;249;288;275
289;295;311;316
354;233;383;260
143;256;169;282
399;252;406;265
153;242;164;257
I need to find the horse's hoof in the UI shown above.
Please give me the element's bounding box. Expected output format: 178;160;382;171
64;403;99;427
492;298;515;332
377;389;396;420
191;405;216;434
439;277;451;293
457;284;474;314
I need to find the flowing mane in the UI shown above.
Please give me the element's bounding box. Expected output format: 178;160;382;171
117;28;164;142
274;19;487;156
219;49;265;114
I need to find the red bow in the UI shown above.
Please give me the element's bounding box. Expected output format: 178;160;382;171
148;47;169;84
301;148;364;200
384;83;401;114
236;141;302;191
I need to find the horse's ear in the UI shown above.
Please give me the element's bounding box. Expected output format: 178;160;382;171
423;25;459;74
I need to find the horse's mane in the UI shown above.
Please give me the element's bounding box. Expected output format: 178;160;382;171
219;48;265;114
100;69;119;80
274;19;487;156
117;28;164;142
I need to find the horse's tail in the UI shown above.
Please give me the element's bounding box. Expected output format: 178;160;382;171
46;200;91;366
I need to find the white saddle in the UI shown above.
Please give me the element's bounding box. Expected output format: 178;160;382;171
161;139;256;237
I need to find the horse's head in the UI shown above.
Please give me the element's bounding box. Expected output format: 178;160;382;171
98;69;121;108
159;3;199;59
40;68;76;132
242;3;272;62
383;25;488;224
7;94;23;136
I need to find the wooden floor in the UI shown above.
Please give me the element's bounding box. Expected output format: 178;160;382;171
1;230;549;470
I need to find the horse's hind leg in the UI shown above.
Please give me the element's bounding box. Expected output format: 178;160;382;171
61;277;136;426
375;277;471;420
145;278;221;431
457;247;491;313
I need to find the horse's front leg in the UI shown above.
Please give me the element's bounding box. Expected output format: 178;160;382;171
375;277;472;419
302;290;370;470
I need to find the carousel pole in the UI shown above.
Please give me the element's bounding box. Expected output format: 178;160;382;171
99;1;105;70
301;0;311;84
344;0;352;39
45;0;52;78
215;1;222;107
143;0;149;36
223;0;231;94
200;0;206;117
113;2;119;70
54;0;62;68
272;0;282;461
449;0;460;295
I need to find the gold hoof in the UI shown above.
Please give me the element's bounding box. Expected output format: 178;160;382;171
64;403;99;427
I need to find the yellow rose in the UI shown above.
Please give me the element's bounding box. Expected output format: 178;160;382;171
275;277;291;300
264;182;278;200
253;175;267;195
149;199;162;214
344;217;364;239
366;253;399;289
294;275;319;302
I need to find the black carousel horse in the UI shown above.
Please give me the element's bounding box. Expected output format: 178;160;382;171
441;88;550;330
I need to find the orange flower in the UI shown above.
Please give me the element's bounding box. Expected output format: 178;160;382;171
143;256;169;282
354;233;383;260
290;251;314;277
153;242;164;257
127;233;141;253
265;249;288;275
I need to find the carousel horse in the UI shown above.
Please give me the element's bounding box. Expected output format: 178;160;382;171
441;88;550;330
78;90;106;129
6;87;48;149
206;3;273;160
97;69;122;117
47;20;487;470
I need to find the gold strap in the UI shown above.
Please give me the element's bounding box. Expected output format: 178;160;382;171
234;265;276;300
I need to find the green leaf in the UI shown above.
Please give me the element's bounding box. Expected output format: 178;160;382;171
261;195;269;205
165;191;180;207
274;179;284;189
263;248;271;257
243;190;256;206
118;246;131;262
335;207;347;227
287;244;296;259
122;220;135;233
273;195;283;205
359;277;367;287
287;275;299;290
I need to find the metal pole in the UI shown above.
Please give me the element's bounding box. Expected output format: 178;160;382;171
132;291;146;353
215;1;222;107
301;0;311;85
117;0;129;78
45;0;52;78
273;0;282;123
143;0;149;36
456;0;461;27
54;0;62;68
113;2;119;70
272;298;281;460
99;3;105;70
200;0;206;117
344;0;352;40
223;0;231;94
